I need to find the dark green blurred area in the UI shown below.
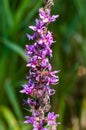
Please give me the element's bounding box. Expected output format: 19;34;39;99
0;0;86;130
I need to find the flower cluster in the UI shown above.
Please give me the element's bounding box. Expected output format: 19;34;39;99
20;6;60;130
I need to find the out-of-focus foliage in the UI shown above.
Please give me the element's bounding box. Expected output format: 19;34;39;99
0;0;86;130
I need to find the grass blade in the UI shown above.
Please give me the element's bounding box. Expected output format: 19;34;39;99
4;79;23;120
15;0;30;24
2;0;14;28
1;38;28;62
21;0;43;28
0;106;20;130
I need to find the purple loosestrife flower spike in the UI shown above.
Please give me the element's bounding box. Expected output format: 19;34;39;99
20;0;60;129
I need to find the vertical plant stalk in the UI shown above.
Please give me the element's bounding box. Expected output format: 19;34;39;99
20;0;60;129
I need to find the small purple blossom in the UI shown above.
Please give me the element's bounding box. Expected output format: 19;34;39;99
20;1;60;130
47;112;59;126
39;8;59;24
29;19;44;33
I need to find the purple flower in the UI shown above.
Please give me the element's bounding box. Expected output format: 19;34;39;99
29;19;44;33
47;112;59;126
33;120;47;130
27;33;37;40
37;31;54;45
39;8;59;24
24;116;35;124
41;58;52;70
27;98;36;107
20;84;33;94
20;2;60;130
27;56;42;68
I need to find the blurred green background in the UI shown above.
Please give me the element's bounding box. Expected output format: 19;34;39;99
0;0;86;130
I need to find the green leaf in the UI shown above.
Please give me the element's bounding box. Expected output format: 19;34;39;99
0;106;20;130
0;53;7;84
4;79;23;120
58;64;78;130
0;2;8;37
2;0;14;28
1;38;28;62
21;0;43;27
21;124;32;130
0;120;6;130
15;0;30;24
